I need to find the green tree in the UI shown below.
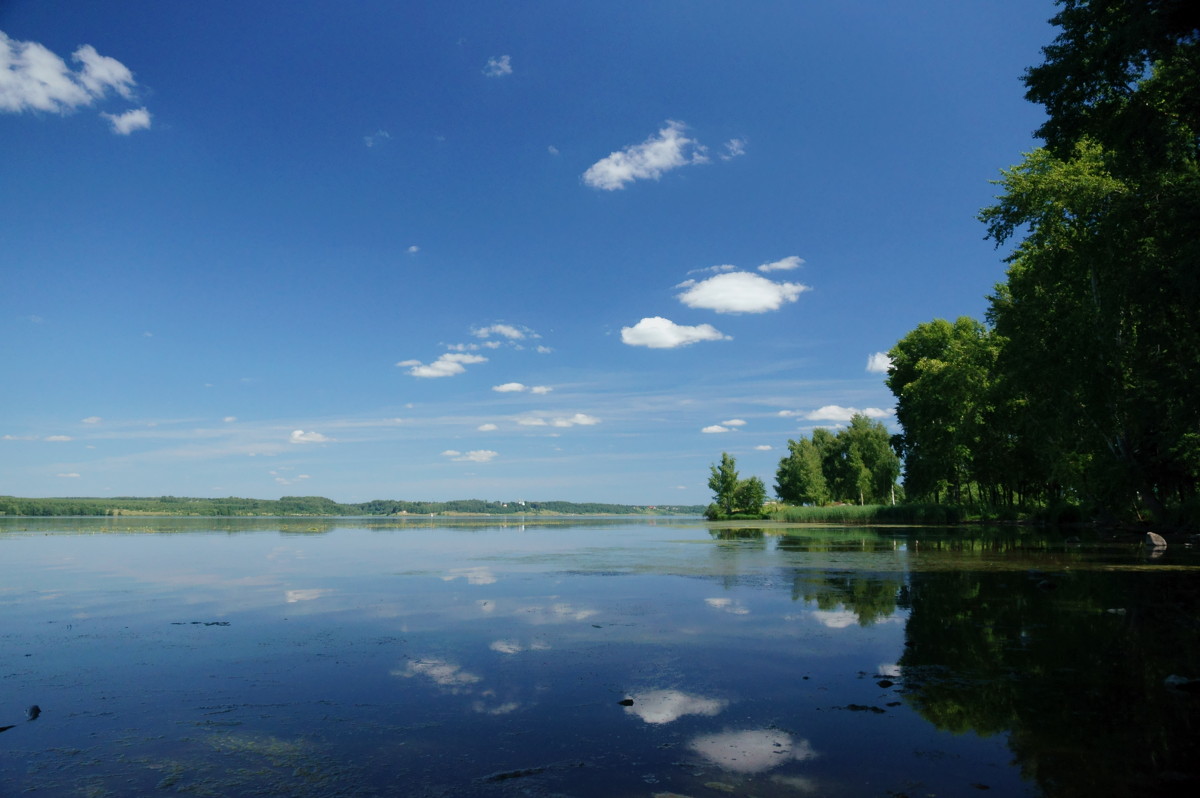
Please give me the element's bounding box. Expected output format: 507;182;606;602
775;437;829;506
707;452;740;517
733;476;767;515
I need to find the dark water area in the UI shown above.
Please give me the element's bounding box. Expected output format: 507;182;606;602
1;518;1198;797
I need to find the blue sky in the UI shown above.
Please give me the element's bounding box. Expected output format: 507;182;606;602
2;0;1053;505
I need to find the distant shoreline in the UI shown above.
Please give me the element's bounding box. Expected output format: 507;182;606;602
0;495;705;518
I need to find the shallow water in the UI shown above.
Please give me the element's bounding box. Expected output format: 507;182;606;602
1;517;1198;797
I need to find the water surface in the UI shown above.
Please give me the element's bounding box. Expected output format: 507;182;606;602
2;517;1197;796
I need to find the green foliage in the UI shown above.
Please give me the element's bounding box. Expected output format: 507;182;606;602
769;503;966;525
883;2;1200;524
705;454;767;519
775;415;900;507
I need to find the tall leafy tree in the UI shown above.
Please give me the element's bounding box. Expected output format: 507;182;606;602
775;437;829;506
708;452;740;516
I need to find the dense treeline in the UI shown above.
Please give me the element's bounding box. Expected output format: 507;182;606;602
0;495;703;518
887;0;1200;525
774;415;901;507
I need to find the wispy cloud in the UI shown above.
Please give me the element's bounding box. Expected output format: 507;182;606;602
517;413;599;428
804;405;892;422
81;416;102;424
364;129;391;147
492;382;552;394
583;120;712;191
397;352;488;378
677;271;808;314
702;425;731;434
289;429;331;443
757;255;804;273
721;138;747;160
442;449;498;463
473;323;533;341
483;54;512;77
477;423;498;431
621;316;730;349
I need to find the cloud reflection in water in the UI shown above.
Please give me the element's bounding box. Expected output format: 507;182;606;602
623;689;728;724
689;729;816;774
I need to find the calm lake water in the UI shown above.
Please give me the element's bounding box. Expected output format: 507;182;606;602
1;517;1198;797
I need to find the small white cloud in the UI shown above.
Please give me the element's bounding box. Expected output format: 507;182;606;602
56;472;81;478
364;129;391;147
473;323;529;341
547;145;559;156
493;382;527;393
530;385;552;394
812;609;859;628
289;429;331;444
407;244;420;254
702;425;730;434
444;449;498;463
535;345;553;354
583;120;707;191
400;352;488;378
44;435;73;442
757;255;805;273
804;405;891;422
778;410;799;417
721;418;747;427
478;423;499;431
866;352;893;373
483;54;512;77
754;444;773;451
102;106;150;135
621;316;730;349
677;271;809;314
80;416;102;424
398;658;481;690
721;138;747;160
517;417;548;427
223;416;237;423
550;413;599;428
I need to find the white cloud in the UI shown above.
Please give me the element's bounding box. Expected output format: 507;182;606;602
80;416;102;424
721;138;747;160
804;405;891;422
477;423;498;431
44;435;72;442
677;271;809;314
583;120;707;191
289;429;331;444
223;416;237;423
620;316;729;349
754;444;773;451
866;352;893;374
551;413;599;428
399;352;488;378
812;609;860;628
518;413;599;428
56;472;81;478
535;345;553;354
483;54;512;77
444;449;498;463
757;255;805;273
493;382;552;395
547;145;559;156
406;244;419;253
473;323;529;341
721;418;747;427
102;106;150;134
1;33;147;132
702;425;730;434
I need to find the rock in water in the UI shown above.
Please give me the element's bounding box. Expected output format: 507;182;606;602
26;705;40;720
1144;532;1168;549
